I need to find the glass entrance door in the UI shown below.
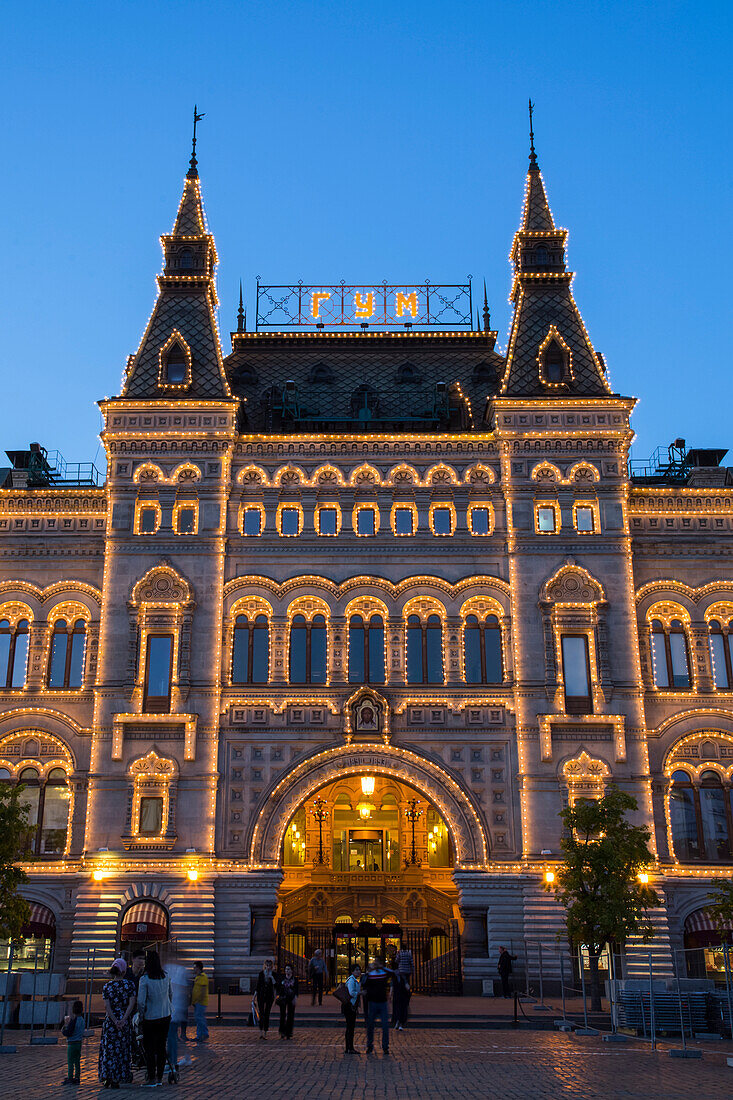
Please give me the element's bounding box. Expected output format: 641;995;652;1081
334;926;404;982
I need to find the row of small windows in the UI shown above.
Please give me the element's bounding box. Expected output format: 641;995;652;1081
245;505;491;538
0;618;87;690
536;503;597;534
137;505;197;535
228;613;504;687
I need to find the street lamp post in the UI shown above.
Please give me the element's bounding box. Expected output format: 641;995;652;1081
404;798;423;866
309;797;330;865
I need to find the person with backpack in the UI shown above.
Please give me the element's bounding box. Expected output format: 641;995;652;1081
363;958;393;1056
61;999;85;1085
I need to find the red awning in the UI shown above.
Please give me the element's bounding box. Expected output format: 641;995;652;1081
120;900;168;941
684;908;733;934
23;902;56;939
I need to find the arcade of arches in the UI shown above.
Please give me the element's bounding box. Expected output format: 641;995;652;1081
276;775;459;980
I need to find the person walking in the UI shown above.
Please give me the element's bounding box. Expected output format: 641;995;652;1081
165;963;191;1070
276;964;298;1039
98;962;136;1088
61;999;85;1085
191;961;210;1043
342;963;362;1054
497;946;517;999
308;948;327;1006
255;958;277;1038
363;958;393;1056
137;950;172;1087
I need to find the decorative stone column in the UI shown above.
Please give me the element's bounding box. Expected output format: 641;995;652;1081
453;870;493;995
330;615;347;684
246;869;284;973
689;624;714;692
270;615;288;683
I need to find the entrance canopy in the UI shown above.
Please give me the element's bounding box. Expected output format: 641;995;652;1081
121;900;168;942
23;902;56;940
684;908;732;935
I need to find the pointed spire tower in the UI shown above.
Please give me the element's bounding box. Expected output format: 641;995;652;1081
122;110;231;399
500;102;610;397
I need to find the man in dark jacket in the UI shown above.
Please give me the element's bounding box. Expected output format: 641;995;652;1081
308;948;327;1005
497;946;517;998
364;958;394;1055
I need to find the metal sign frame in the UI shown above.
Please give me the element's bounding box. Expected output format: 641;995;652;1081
255;279;473;330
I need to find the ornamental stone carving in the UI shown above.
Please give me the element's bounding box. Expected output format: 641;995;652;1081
249;742;489;867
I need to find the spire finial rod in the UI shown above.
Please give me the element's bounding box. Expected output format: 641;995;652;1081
482;279;491;332
188;105;205;179
528;98;538;169
237;280;245;332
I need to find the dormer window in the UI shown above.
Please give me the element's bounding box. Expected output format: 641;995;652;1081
309;363;335;384
396;362;421;384
159;332;191;389
166;351;187;385
538;332;571;387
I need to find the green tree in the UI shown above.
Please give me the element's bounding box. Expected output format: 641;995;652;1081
0;782;34;943
706;879;733;944
546;785;660;1010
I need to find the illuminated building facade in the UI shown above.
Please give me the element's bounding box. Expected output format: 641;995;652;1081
2;133;732;992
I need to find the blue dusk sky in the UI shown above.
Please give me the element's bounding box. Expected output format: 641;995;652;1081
1;0;730;470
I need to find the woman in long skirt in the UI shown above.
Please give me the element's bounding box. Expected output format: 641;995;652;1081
98;964;136;1087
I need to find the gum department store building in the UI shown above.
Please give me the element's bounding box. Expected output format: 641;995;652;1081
2;130;732;995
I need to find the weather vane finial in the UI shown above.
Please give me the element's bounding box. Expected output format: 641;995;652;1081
188;105;205;178
528;98;538;169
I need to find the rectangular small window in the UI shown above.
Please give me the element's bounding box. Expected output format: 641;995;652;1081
319;507;338;536
575;506;594;533
242;508;262;536
143;634;173;713
470;507;490;535
357;508;376;536
561;635;592;714
140;507;157;534
537;506;556;533
433;508;452;535
139;796;164;835
281;508;300;536
394;508;414;536
177;507;196;534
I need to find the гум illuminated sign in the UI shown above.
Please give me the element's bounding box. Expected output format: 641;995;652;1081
255;280;473;330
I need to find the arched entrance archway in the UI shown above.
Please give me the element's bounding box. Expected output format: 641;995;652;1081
249;741;489;867
248;743;489;994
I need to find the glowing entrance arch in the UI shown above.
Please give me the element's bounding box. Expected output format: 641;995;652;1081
248;742;490;867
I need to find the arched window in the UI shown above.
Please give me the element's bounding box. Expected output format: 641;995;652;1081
535;245;549;267
0;618;29;688
16;766;69;856
231;614;269;684
289;614;327;684
348;615;385;684
179;249;194;270
48;618;86;688
282;807;306;866
407;614;443;684
650;618;691;689
464;614;502;684
708;619;733;689
670;769;733;862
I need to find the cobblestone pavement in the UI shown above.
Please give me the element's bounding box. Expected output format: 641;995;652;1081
2;1026;732;1099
